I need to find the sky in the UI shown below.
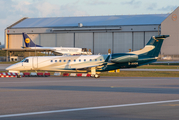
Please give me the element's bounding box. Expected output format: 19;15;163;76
0;0;178;45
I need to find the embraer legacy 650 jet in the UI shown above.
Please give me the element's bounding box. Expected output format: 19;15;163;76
6;35;169;78
22;33;91;55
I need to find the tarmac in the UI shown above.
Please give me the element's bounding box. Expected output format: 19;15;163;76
0;76;179;120
0;64;11;71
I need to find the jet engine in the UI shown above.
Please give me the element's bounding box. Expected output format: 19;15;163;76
110;54;138;63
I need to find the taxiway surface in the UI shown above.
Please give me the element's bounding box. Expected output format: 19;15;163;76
0;77;179;120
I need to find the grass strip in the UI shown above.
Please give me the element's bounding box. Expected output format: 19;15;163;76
100;71;179;77
137;65;179;69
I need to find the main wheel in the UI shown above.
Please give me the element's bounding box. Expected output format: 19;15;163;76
17;75;21;78
94;74;100;78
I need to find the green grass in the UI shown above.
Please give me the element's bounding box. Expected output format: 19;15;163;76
0;50;6;56
137;65;179;69
100;71;179;77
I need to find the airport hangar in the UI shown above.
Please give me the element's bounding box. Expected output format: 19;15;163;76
3;7;179;61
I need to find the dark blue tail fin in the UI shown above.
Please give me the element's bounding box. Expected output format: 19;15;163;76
145;35;169;57
22;33;42;47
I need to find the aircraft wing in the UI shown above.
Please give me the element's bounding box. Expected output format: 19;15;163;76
69;55;111;69
66;61;104;69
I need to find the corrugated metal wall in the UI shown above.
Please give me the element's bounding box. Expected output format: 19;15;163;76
57;33;74;47
41;34;56;47
133;32;144;51
161;7;179;55
94;33;112;54
8;31;159;54
75;33;93;53
114;32;132;53
9;35;22;49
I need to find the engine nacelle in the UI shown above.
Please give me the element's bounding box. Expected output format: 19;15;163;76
110;54;138;63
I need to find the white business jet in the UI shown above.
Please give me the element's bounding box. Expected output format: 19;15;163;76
6;35;169;78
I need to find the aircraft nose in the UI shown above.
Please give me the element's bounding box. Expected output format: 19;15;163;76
6;65;12;70
6;64;16;71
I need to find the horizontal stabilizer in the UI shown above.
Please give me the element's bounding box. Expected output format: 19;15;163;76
154;35;170;39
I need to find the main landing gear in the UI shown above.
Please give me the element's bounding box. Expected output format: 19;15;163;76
91;67;100;78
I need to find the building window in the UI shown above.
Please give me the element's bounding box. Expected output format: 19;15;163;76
95;59;97;61
51;60;53;62
68;60;71;62
100;59;102;61
79;59;81;62
84;59;86;62
64;60;66;62
90;59;92;61
59;60;61;62
74;60;76;62
55;60;57;62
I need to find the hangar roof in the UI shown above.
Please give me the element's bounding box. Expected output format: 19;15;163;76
11;14;170;28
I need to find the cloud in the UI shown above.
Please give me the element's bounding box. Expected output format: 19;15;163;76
158;5;178;12
121;0;141;5
121;0;142;9
35;2;60;17
86;0;111;5
146;3;177;13
12;1;35;15
147;3;157;10
0;0;88;44
0;0;16;19
58;3;88;17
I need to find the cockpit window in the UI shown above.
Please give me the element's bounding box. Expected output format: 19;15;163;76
24;59;29;63
21;59;29;63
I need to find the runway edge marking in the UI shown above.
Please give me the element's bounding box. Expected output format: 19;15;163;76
0;99;179;118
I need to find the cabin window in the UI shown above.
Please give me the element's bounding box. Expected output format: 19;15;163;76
59;60;61;62
100;59;102;61
79;59;81;62
74;60;76;62
68;60;71;62
51;60;53;62
55;60;57;62
90;59;92;61
84;59;86;62
64;60;66;62
95;59;97;61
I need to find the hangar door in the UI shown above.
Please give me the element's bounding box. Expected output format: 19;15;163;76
57;33;74;47
75;33;93;53
114;32;132;53
94;33;112;54
9;35;23;49
41;34;56;47
133;32;144;51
